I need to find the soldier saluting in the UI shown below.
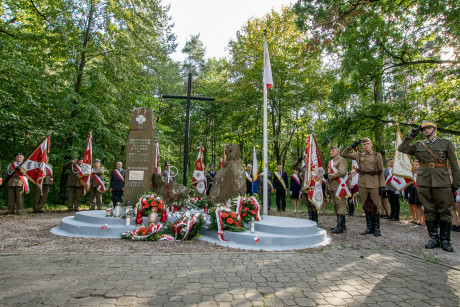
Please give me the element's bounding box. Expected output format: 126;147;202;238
398;121;460;252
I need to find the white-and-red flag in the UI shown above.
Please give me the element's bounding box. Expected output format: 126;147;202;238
80;133;92;192
154;141;161;174
263;37;273;90
221;150;226;169
192;145;206;194
392;125;413;191
20;136;50;191
301;134;326;210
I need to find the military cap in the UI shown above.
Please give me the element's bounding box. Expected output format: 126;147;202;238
362;137;372;143
421;121;437;129
94;159;101;163
209;164;215;167
15;152;24;157
330;145;340;150
164;161;171;166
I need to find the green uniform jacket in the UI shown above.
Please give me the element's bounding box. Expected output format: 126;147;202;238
341;146;385;188
326;156;348;192
64;162;82;187
398;137;460;187
43;164;53;185
91;167;105;188
6;162;27;187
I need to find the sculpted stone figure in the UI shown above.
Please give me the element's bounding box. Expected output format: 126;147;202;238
209;143;246;204
151;173;195;203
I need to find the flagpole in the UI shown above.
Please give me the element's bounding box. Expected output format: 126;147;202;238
263;29;268;217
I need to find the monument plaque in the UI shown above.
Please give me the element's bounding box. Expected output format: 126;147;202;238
124;107;156;205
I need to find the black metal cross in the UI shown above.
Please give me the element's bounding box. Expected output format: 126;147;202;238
161;72;215;186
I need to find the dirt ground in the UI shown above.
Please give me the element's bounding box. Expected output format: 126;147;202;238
0;209;459;268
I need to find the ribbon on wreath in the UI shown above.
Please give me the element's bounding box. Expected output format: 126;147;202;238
250;196;261;221
215;207;227;242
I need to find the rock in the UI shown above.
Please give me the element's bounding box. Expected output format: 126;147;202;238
151;173;195;203
209;143;246;204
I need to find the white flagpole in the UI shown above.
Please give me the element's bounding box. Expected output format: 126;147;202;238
263;29;268;216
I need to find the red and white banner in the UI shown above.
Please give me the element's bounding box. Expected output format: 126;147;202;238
91;173;106;192
215;207;228;242
80;133;92;192
392;126;413;191
114;169;124;183
20;136;50;191
192;145;206;194
328;160;351;198
302;134;325;210
263;37;273;90
154;141;161;174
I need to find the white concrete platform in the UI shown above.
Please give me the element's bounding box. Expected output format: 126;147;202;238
197;215;331;251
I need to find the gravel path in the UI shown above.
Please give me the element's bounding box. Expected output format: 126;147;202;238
1;209;459;268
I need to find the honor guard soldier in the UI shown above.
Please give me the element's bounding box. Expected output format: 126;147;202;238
64;158;84;211
90;159;105;210
109;162;125;206
205;164;217;195
342;138;385;236
161;162;175;182
6;153;29;215
33;156;53;213
398;121;460;252
293;157;319;222
324;146;349;233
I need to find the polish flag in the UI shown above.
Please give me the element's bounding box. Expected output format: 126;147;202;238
263;38;273;90
20;136;50;191
80;133;92;192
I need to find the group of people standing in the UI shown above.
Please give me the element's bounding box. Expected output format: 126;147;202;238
2;157;126;214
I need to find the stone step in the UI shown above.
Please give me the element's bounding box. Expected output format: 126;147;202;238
197;215;331;251
51;211;149;239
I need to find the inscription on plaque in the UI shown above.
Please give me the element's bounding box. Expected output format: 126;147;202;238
129;171;144;181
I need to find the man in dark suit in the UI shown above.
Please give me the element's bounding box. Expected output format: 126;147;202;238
109;161;125;205
273;164;288;212
245;164;253;195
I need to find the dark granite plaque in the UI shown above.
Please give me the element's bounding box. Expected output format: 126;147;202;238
124;107;155;205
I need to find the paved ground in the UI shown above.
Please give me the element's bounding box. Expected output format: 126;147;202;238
1;250;459;306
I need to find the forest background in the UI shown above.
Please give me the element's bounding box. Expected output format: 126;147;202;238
1;0;459;206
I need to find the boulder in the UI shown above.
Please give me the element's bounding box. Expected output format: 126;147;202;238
209;143;246;204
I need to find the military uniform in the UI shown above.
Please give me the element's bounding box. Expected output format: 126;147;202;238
32;163;53;213
398;123;460;252
326;155;349;233
64;161;84;211
109;168;125;205
342;141;385;236
205;169;216;195
6;161;28;214
161;169;176;182
90;166;105;210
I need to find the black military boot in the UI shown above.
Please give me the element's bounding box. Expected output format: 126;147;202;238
360;212;374;235
308;211;312;221
425;220;439;249
373;213;381;236
439;221;454;252
342;215;347;231
331;215;344;233
330;215;339;230
312;211;318;223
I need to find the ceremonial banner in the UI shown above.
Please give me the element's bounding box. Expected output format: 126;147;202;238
80;133;92;192
252;147;259;196
392;126;413;191
192;145;206;194
302;134;326;209
20;135;50;191
154;141;161;174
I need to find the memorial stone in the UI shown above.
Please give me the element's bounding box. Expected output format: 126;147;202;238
124;107;156;205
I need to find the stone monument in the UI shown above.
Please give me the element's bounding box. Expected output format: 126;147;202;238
209;143;246;204
124;107;155;205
